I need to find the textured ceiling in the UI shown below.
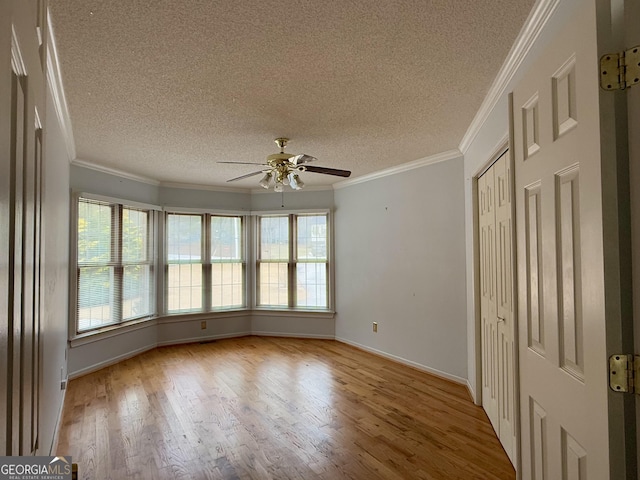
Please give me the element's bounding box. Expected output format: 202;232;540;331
50;0;535;189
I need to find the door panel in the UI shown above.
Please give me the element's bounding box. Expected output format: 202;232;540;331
513;3;610;478
524;184;544;355
555;166;583;381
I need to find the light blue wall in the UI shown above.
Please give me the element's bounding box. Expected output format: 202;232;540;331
71;165;161;204
250;189;334;211
159;185;251;210
334;157;468;381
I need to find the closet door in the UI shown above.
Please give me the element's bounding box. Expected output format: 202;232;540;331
479;165;499;433
479;153;516;464
494;155;516;463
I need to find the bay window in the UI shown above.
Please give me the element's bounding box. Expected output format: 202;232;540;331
73;196;330;336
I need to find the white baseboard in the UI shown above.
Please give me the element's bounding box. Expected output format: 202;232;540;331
466;381;479;404
47;379;67;455
335;336;468;386
156;331;251;347
251;331;335;340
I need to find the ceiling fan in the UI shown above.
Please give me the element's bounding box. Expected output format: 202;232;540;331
219;138;351;191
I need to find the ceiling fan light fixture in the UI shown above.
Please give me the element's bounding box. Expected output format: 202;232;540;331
274;183;284;193
288;172;304;190
259;172;272;189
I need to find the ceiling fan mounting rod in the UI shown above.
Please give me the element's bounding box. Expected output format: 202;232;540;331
274;137;289;152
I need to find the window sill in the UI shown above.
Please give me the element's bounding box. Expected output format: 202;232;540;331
251;307;335;319
70;309;335;347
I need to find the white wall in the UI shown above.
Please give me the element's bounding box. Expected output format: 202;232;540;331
40;86;71;454
0;1;72;456
333;157;468;383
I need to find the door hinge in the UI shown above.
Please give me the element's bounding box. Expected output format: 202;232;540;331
600;46;640;90
609;354;640;394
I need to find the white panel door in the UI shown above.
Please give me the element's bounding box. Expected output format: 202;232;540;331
479;165;499;434
513;3;610;479
479;154;517;464
494;155;516;464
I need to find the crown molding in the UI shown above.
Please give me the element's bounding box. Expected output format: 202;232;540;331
46;8;76;161
72;158;161;185
333;149;462;190
458;0;561;154
71;160;333;194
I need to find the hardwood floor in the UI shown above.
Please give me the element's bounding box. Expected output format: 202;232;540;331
56;337;515;480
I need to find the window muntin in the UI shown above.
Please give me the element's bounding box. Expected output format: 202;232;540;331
166;213;245;313
257;213;329;309
76;198;155;333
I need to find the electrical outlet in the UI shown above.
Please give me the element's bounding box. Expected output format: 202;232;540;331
201;321;207;330
373;322;378;333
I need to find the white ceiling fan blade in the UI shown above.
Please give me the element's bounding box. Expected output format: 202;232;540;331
226;170;267;182
289;154;316;165
218;161;267;165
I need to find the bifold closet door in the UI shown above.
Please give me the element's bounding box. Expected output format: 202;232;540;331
479;153;516;465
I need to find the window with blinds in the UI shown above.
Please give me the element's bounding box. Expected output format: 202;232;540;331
166;213;245;313
257;213;329;309
76;197;156;332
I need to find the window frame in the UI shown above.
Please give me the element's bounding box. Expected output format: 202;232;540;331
71;193;159;336
164;209;248;315
254;210;332;311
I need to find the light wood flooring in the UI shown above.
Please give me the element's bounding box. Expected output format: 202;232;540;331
56;337;515;479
